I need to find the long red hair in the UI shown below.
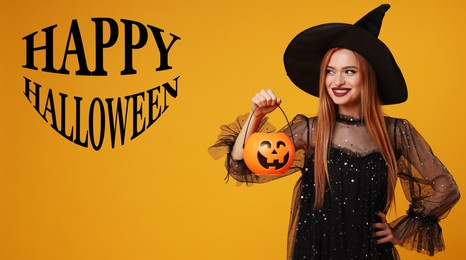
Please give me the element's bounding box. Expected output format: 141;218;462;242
313;48;397;211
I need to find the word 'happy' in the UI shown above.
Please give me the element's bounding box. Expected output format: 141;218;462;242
22;18;181;150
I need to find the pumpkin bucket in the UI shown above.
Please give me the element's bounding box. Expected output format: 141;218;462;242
243;106;296;175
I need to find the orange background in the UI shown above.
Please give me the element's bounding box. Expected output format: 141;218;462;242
1;0;465;259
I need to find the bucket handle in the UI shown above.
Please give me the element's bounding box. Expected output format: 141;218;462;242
242;105;295;148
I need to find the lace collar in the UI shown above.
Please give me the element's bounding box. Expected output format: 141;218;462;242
336;114;363;125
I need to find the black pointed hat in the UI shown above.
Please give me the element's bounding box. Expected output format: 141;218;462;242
284;4;407;105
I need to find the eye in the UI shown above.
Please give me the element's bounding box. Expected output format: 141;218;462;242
325;69;335;75
345;69;357;75
260;141;272;148
277;141;286;148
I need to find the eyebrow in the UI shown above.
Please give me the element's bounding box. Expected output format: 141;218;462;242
326;65;359;70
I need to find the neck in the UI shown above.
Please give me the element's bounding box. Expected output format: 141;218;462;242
337;104;361;119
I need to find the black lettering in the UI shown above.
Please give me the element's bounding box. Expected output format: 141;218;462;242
23;77;41;112
42;88;58;131
147;86;161;128
106;97;130;148
58;93;74;141
129;92;145;139
147;25;180;71
22;25;58;72
58;19;91;75
161;76;179;113
74;96;89;147
92;18;119;76
120;19;148;75
89;98;105;150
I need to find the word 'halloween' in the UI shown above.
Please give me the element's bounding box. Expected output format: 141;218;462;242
23;76;179;150
22;18;181;150
22;18;180;75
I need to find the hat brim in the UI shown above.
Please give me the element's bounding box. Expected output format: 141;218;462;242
284;23;407;105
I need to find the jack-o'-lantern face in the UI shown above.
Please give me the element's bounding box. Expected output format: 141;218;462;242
243;133;295;175
257;140;290;170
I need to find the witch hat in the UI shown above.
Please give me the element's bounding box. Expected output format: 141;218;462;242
284;4;407;105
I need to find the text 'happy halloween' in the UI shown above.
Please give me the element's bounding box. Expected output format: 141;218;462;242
22;18;181;150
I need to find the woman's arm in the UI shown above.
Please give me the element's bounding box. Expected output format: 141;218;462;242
389;118;460;255
209;89;310;183
230;89;282;160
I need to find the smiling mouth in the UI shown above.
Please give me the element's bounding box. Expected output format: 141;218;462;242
257;152;289;170
332;88;351;97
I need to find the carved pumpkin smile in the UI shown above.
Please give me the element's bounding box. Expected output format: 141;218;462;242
257;150;290;170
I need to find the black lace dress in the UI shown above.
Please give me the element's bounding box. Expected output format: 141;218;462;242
208;113;459;259
292;115;394;259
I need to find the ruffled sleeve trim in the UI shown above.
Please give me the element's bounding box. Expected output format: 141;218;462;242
208;113;275;160
390;208;443;256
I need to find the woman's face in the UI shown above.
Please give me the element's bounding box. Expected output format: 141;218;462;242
325;49;363;116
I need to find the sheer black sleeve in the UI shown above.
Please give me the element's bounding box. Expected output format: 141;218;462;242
387;118;460;256
208;113;310;183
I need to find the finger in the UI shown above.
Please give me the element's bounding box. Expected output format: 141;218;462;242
376;212;387;223
373;223;387;230
276;97;282;106
251;89;282;115
374;229;389;237
265;90;283;107
251;95;263;108
376;236;392;244
252;92;270;107
264;89;277;105
259;89;273;106
251;97;269;115
376;234;393;244
262;89;283;107
264;89;276;98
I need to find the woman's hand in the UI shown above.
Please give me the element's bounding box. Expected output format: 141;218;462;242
230;89;282;160
251;89;282;118
374;212;401;245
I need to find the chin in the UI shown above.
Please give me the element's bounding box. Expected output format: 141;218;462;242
331;97;361;110
330;97;350;106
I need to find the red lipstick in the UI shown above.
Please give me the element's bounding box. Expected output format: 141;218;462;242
332;88;351;97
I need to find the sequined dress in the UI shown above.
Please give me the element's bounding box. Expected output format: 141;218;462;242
208;114;459;259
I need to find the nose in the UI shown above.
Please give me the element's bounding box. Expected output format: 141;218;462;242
333;73;345;86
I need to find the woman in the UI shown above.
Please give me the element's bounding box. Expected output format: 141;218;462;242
209;4;459;259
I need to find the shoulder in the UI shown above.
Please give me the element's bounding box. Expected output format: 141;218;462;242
287;114;316;138
298;114;317;123
293;114;315;121
383;115;407;124
383;116;423;151
384;116;411;132
290;114;316;150
289;114;316;127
